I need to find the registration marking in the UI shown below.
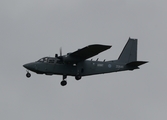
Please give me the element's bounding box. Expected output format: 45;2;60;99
97;64;104;67
116;65;124;69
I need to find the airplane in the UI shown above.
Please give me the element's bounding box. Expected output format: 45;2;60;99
23;38;148;86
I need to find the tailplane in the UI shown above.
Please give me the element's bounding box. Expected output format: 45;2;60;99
126;61;148;67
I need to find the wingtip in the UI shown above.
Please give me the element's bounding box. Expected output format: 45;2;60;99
105;45;112;49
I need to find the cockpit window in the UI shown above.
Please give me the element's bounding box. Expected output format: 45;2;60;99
38;58;44;62
38;57;48;62
38;57;55;63
44;57;48;63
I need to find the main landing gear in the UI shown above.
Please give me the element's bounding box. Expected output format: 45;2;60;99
75;75;82;80
60;75;82;86
60;75;67;86
75;69;82;80
26;71;31;78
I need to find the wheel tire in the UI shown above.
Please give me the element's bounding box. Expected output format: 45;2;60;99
26;73;31;78
75;75;81;80
61;80;67;86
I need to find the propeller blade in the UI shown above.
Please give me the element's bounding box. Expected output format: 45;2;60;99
60;47;62;56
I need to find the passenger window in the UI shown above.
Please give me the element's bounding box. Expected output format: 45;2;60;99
48;59;55;63
56;59;62;64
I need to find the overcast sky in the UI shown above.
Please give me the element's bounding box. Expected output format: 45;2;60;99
0;0;167;120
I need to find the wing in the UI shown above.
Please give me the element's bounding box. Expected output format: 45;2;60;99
70;44;111;60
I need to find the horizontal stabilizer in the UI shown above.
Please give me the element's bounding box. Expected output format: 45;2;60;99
126;61;148;67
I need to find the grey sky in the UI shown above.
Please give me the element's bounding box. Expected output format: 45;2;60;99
0;0;167;120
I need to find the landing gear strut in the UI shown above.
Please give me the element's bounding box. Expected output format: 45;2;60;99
26;72;31;78
60;75;67;86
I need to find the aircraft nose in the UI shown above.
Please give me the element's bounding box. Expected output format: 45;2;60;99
23;63;36;71
23;64;27;68
23;63;31;69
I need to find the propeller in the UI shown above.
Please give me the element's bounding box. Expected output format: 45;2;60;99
55;47;72;63
60;47;62;56
55;47;63;61
55;47;74;64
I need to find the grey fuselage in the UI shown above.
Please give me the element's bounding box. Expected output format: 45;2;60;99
23;57;135;77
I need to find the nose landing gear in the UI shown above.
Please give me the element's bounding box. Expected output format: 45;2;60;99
60;80;67;86
26;72;31;78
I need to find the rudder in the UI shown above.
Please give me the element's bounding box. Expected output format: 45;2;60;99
118;38;137;63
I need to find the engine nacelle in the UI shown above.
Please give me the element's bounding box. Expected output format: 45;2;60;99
62;55;82;64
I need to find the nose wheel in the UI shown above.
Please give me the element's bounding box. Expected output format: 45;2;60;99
60;75;67;86
26;72;31;78
61;80;67;86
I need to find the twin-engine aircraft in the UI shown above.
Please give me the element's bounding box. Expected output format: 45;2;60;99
23;38;148;86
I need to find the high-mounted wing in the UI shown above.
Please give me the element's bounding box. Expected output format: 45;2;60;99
70;44;111;60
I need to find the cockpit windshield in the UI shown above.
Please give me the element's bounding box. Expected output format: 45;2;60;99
38;57;48;62
37;57;55;63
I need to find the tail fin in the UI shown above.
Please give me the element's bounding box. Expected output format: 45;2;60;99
118;38;137;63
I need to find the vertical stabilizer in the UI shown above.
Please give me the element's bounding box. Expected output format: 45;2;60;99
118;38;137;63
